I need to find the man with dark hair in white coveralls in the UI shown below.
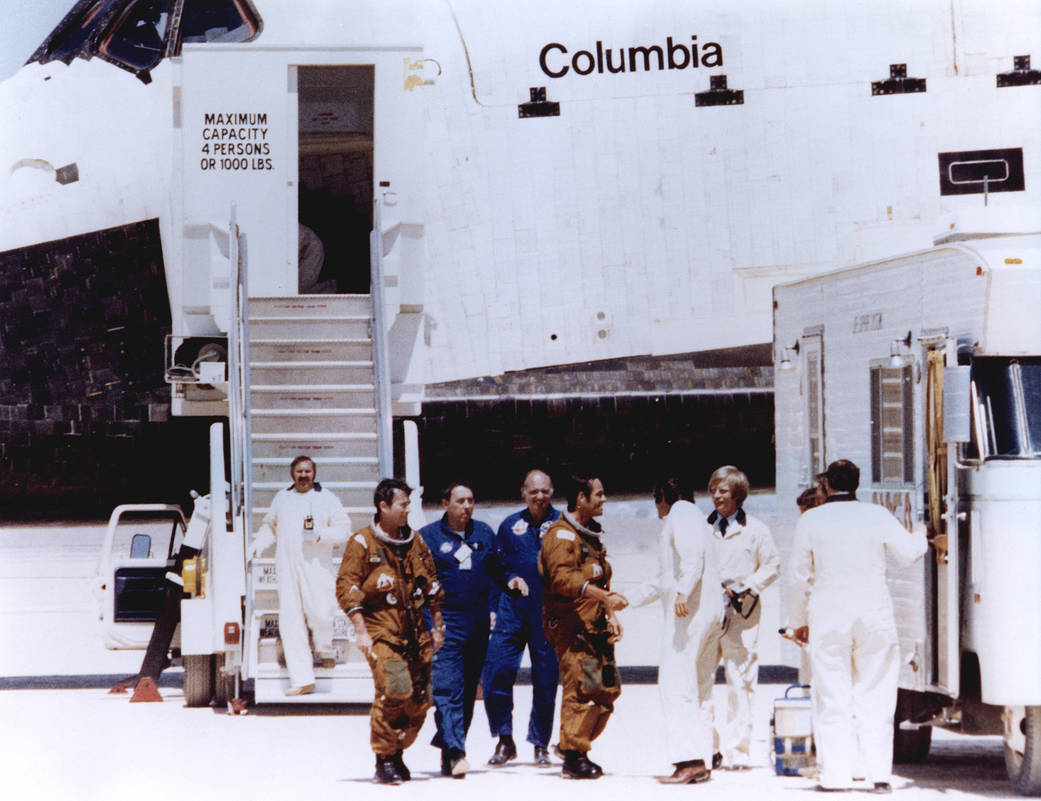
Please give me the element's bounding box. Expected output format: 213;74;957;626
789;459;927;794
482;468;561;768
247;455;351;696
630;476;723;784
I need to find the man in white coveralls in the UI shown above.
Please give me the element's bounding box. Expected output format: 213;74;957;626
707;465;780;769
248;455;351;695
629;477;723;784
789;459;927;794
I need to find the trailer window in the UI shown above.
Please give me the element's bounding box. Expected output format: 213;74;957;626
803;333;825;477
972;357;1041;458
870;363;914;484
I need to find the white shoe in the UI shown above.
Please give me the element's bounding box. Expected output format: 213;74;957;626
285;683;315;696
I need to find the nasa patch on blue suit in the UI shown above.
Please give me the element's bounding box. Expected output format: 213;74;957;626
419;516;501;612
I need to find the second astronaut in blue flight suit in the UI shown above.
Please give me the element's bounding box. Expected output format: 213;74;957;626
481;469;561;767
420;480;529;778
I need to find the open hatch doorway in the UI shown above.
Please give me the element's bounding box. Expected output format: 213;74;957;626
297;65;374;294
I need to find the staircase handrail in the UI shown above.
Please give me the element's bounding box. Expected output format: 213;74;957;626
370;198;394;476
226;205;252;523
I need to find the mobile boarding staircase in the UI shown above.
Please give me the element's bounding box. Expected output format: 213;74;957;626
244;294;385;702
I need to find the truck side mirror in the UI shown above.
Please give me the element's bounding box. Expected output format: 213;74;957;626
943;366;971;443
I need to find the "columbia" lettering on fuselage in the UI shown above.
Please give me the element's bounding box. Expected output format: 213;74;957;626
539;36;724;78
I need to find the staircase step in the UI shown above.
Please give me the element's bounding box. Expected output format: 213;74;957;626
249;339;372;363
249;294;370;318
250;433;378;459
250;385;376;410
249;317;369;340
250;409;377;435
252;457;379;484
250;361;374;385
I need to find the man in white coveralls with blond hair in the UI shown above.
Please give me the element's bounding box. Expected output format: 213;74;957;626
707;464;780;768
248;455;351;695
789;459;927;794
629;476;723;784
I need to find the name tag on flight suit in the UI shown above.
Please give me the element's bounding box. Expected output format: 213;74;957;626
455;543;473;571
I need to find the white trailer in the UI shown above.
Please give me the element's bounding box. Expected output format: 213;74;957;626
773;207;1041;794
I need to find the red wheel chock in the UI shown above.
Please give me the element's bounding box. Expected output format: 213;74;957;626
130;676;163;702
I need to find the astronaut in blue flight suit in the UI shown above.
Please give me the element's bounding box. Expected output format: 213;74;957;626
481;469;561;768
420;480;529;778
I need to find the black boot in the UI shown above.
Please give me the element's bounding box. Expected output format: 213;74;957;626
391;750;411;781
562;750;603;779
374;754;402;785
488;735;517;766
534;745;552;767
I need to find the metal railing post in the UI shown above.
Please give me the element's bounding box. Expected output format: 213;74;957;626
370;198;394;476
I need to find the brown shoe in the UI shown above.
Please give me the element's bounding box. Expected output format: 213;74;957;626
657;761;710;784
284;683;315;696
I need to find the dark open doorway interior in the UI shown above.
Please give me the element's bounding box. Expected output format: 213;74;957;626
297;65;374;294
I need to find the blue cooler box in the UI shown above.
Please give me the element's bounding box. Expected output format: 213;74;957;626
772;684;815;776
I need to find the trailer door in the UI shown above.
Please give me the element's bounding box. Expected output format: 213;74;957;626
926;347;959;696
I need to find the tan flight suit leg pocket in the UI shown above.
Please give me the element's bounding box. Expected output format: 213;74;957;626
383;659;413;699
580;657;603;693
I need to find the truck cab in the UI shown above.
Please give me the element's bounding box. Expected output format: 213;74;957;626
93;504;187;649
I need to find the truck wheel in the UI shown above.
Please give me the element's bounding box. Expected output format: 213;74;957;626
893;722;932;763
184;654;214;707
1005;706;1041;796
213;653;234;706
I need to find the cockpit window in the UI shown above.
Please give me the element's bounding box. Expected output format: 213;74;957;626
180;0;260;44
28;0;262;82
30;0;121;66
100;1;171;72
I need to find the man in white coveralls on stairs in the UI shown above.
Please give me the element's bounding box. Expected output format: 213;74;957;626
629;476;723;784
248;455;351;695
789;459;927;794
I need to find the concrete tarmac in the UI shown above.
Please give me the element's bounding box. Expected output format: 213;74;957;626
0;683;1011;801
0;498;1014;800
